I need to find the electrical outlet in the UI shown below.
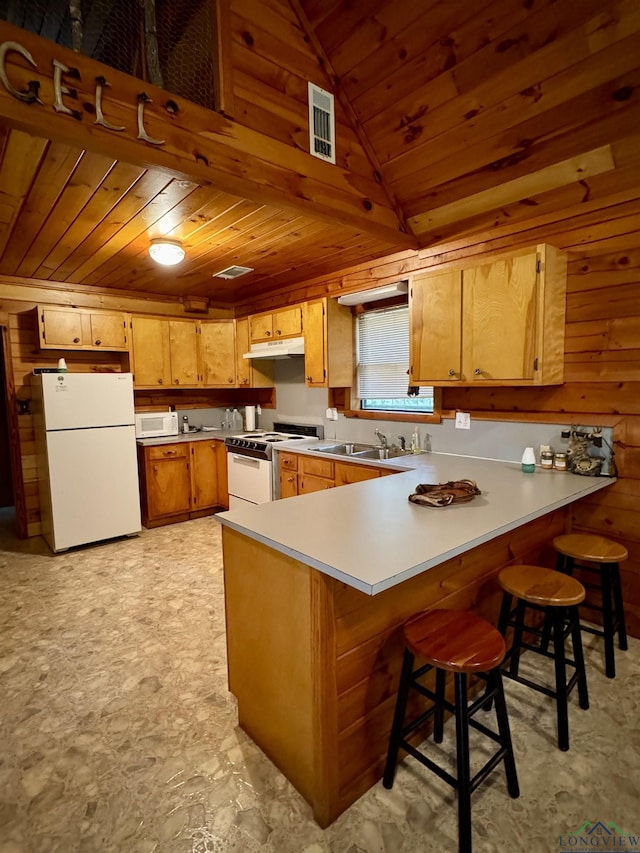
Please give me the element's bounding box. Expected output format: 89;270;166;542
455;412;471;430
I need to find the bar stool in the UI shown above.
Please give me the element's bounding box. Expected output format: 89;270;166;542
553;534;628;679
496;565;589;751
383;609;519;853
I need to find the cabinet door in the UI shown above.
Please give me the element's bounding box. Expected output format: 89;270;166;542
146;449;191;518
273;307;302;338
190;441;219;509
200;321;236;387
410;270;462;383
249;313;273;342
462;251;538;381
131;317;171;387
303;300;326;386
235;318;251;387
298;474;333;494
215;441;229;508
334;462;380;486
89;313;127;349
39;307;85;348
169;320;199;386
279;453;299;499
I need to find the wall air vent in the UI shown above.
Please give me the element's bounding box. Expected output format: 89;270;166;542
308;82;336;164
213;265;254;280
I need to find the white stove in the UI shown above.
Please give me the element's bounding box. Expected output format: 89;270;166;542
225;422;323;509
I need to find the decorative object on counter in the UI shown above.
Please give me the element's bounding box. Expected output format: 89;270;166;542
182;414;190;434
221;408;231;429
554;452;568;471
408;479;481;507
541;450;555;469
57;357;67;372
521;446;536;473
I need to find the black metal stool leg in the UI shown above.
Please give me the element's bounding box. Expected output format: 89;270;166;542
600;564;616;679
434;667;446;744
570;605;589;710
541;554;571;653
484;592;512;713
610;562;628;652
454;673;472;853
510;600;526;677
552;607;570;751
383;648;414;788
490;669;520;799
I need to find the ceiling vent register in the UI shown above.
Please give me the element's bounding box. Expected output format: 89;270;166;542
213;266;254;279
308;82;336;164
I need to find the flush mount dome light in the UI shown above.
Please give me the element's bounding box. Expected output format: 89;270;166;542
149;238;185;266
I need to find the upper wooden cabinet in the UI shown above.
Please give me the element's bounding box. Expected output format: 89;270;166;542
200;320;236;388
130;316;199;388
302;298;353;388
38;306;128;351
249;306;303;342
235;318;274;389
409;244;567;386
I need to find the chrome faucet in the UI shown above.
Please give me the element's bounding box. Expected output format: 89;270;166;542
397;435;406;450
374;428;388;448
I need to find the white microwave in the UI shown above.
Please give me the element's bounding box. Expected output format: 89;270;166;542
135;411;179;439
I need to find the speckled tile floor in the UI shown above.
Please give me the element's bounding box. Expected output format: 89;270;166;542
0;510;638;853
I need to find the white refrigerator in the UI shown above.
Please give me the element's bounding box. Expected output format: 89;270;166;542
34;373;141;552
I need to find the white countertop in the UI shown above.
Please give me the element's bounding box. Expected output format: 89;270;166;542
217;450;613;595
137;429;234;447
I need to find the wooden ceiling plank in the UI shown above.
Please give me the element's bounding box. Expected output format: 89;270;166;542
0;130;49;260
346;0;501;119
15;150;117;279
1;141;83;275
0;21;410;247
400;72;640;217
33;162;147;279
65;176;201;284
378;2;640;180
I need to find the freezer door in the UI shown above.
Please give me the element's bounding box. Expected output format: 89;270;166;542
44;424;141;551
39;373;135;430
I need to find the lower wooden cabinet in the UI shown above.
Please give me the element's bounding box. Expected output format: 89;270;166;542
138;438;228;527
278;451;392;498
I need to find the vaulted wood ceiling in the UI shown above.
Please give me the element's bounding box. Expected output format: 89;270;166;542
1;0;639;309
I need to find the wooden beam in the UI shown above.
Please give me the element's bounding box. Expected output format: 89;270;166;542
0;20;413;247
408;146;616;235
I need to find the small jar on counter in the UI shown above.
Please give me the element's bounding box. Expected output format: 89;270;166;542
541;450;555;469
554;452;568;471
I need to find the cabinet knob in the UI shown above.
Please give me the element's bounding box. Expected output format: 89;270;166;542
153;465;158;473
275;329;281;336
175;379;180;384
265;330;271;336
287;476;294;482
228;377;233;383
474;368;482;376
95;339;101;345
73;337;80;343
158;378;163;384
306;375;312;381
448;369;456;377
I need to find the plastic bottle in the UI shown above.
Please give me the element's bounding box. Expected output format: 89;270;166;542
521;446;536;473
223;408;232;430
231;408;243;431
411;427;420;453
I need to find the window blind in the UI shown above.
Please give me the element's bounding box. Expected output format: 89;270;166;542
356;306;433;406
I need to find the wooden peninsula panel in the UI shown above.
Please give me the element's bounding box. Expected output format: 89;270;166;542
222;507;565;827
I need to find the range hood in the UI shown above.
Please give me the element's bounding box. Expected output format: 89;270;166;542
243;336;305;359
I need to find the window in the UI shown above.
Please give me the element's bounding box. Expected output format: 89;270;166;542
356;305;434;413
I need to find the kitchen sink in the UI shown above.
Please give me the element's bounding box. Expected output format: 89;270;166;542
313;443;414;460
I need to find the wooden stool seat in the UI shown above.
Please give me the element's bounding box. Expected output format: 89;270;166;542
553;534;628;564
404;609;506;674
498;565;585;607
553;534;628;679
385;608;519;853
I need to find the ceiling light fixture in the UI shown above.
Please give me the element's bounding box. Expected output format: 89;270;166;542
149;238;185;266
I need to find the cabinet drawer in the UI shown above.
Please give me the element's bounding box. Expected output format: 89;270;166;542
280;452;299;471
300;456;334;479
148;444;187;460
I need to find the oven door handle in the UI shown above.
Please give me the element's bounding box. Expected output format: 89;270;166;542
230;454;263;467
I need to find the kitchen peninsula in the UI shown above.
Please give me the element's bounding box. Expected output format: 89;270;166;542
218;449;612;826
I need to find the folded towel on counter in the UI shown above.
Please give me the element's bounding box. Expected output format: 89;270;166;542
409;479;481;507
